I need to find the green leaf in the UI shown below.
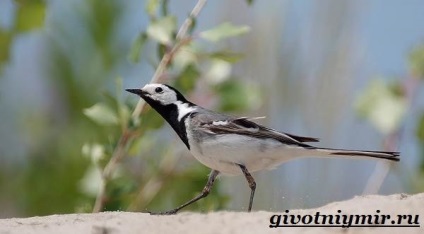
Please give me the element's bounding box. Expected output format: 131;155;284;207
128;33;148;63
174;64;200;93
214;80;261;112
200;22;250;42
15;2;46;32
417;113;424;142
145;0;160;17
0;30;12;64
205;59;232;84
127;134;157;156
409;45;424;79
127;136;143;156
139;108;165;131
83;103;119;125
161;0;170;16
187;16;197;35
147;16;177;45
210;51;244;63
246;0;254;5
81;143;105;163
157;43;167;60
115;77;132;129
355;79;407;134
172;45;197;72
78;165;103;196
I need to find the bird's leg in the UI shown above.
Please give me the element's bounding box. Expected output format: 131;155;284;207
238;164;256;212
149;170;220;215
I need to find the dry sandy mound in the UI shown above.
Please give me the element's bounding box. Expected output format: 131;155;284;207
1;193;423;234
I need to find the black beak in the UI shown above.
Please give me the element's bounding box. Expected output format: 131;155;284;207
126;89;147;96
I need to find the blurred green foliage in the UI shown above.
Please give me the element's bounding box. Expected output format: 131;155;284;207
0;30;12;68
0;0;255;216
15;0;45;32
200;22;251;42
411;45;424;188
215;80;261;112
356;44;424;191
0;0;46;67
355;79;407;134
409;45;424;79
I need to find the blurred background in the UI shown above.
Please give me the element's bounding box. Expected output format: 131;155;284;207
0;0;424;217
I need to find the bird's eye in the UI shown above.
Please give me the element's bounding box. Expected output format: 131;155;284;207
155;87;163;93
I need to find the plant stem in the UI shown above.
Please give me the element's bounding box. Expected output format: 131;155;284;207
92;0;208;213
132;0;207;118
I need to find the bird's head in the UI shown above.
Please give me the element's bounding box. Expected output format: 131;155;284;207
126;83;187;106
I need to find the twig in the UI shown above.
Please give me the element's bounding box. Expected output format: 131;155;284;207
92;131;134;212
92;0;208;213
176;0;207;40
127;147;179;211
132;0;207;118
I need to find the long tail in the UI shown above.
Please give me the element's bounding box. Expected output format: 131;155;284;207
315;148;400;162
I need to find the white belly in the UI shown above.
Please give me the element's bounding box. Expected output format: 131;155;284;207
187;133;309;175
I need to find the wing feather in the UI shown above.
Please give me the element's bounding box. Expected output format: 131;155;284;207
194;114;317;148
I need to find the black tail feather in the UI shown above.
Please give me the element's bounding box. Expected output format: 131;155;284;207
327;149;400;162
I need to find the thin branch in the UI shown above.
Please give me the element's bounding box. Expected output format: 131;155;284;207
132;0;207;118
92;0;208;213
92;131;134;212
176;0;207;40
127;147;179;211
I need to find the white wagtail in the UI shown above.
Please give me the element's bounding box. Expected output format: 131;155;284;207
126;84;399;215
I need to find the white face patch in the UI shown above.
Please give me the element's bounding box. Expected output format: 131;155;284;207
141;84;178;105
140;83;197;121
175;101;196;121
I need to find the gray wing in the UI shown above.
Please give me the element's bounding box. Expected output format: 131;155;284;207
191;111;318;148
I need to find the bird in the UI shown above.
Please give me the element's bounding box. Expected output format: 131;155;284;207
126;83;400;215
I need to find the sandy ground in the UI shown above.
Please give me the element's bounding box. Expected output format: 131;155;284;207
0;193;423;234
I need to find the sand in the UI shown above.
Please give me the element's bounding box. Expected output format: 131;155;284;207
0;193;423;234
